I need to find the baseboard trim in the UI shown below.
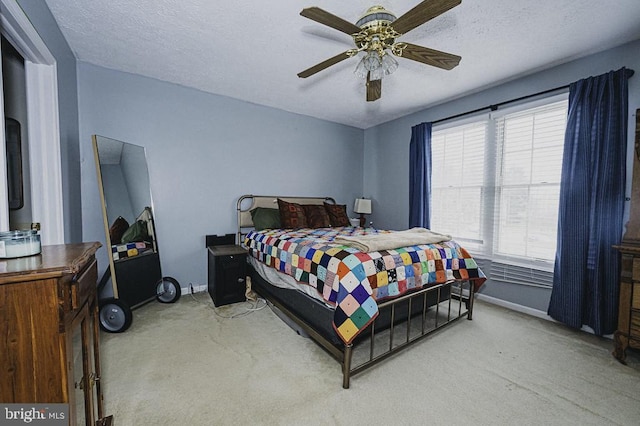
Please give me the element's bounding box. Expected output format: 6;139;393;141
475;293;613;339
475;293;553;321
184;284;207;294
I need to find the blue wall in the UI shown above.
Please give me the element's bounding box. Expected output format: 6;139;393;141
17;0;640;310
364;39;640;312
78;63;364;289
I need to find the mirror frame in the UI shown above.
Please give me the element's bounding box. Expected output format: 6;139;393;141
92;135;119;298
92;134;157;300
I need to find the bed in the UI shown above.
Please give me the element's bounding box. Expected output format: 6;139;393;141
237;194;486;388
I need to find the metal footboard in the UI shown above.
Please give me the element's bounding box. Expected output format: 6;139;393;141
342;279;475;388
257;273;475;389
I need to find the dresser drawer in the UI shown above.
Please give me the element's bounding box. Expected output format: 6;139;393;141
632;258;640;280
631;312;640;336
71;258;97;310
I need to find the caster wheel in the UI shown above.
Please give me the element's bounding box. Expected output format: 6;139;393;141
99;298;132;333
156;276;181;303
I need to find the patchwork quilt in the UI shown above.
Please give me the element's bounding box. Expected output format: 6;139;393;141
244;227;486;344
112;241;153;261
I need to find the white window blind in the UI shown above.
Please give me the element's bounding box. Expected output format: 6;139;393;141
431;121;487;252
431;95;568;287
494;99;567;265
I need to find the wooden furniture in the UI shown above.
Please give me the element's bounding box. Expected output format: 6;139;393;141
0;242;113;425
613;110;640;362
207;245;247;307
621;109;640;244
613;245;640;362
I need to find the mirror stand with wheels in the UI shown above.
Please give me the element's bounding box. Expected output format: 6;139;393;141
156;277;182;303
93;135;181;333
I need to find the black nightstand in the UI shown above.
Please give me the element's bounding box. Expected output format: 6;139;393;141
207;245;247;306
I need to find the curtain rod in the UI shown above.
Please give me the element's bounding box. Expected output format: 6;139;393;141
432;68;635;125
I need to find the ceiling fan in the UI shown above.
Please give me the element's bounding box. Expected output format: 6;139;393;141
297;0;462;102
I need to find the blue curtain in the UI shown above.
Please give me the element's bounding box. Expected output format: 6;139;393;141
548;67;631;335
409;122;432;228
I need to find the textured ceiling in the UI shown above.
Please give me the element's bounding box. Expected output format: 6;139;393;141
43;0;640;129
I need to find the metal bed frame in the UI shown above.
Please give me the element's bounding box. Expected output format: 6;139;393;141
237;194;476;388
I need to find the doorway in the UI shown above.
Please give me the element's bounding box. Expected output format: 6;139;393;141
2;35;32;230
0;0;64;244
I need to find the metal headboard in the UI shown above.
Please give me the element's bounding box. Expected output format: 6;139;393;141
236;194;336;245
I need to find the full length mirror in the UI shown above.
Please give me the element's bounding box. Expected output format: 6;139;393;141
95;136;152;234
93;135;180;333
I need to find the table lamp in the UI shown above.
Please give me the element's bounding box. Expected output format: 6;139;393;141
353;198;372;227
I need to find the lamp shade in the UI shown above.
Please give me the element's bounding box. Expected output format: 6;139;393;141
353;198;372;215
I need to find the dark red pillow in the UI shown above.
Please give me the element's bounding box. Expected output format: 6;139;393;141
303;204;331;228
278;199;308;228
324;202;350;227
109;216;129;244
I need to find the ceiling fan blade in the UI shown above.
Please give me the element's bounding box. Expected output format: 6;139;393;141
366;73;381;102
298;51;352;78
391;0;461;35
397;42;461;70
300;7;362;35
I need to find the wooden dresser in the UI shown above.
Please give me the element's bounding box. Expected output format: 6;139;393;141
613;245;640;362
613;110;640;363
0;242;113;425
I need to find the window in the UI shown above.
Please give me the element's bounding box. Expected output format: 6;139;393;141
431;96;568;281
431;121;487;252
494;101;567;263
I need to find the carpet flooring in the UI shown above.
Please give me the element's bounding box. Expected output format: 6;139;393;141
100;294;640;425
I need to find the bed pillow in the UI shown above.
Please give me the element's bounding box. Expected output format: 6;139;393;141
250;207;281;230
324;202;351;227
278;199;308;228
109;216;129;245
302;204;331;228
121;220;149;243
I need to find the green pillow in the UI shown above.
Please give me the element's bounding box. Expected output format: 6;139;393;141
120;220;149;243
250;207;281;230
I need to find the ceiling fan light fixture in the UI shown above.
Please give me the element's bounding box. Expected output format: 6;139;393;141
369;66;384;81
354;58;368;79
381;53;398;76
363;51;382;71
354;50;382;79
354;50;397;80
